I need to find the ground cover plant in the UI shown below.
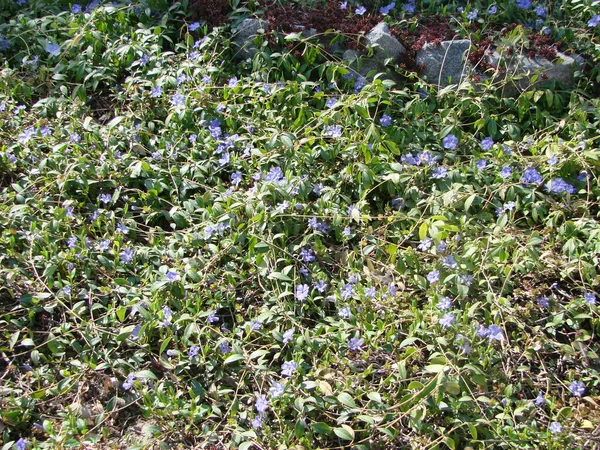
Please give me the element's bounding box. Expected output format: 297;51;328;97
1;0;600;448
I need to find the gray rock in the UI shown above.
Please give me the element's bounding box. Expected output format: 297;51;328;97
416;39;472;87
343;49;385;79
233;19;268;59
365;22;406;62
483;50;582;94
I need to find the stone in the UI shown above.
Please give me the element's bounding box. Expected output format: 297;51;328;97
416;39;472;87
365;22;406;62
343;49;384;79
483;50;582;94
233;19;268;59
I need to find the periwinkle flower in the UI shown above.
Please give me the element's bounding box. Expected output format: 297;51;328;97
281;361;297;377
431;167;448;179
437;297;452;310
324;124;342;138
15;438;27;450
151;85;162;98
427;270;440;284
380;2;395;14
365;286;377;299
165;270;179;282
569;380;585;397
296;284;310;301
404;1;415;13
467;9;478;20
70;132;81;143
338;306;351;319
521;167;542;184
122;374;135;390
348;336;364;351
188;346;199;358
255;394;269;416
535;391;545;406
418;237;433;251
516;0;531;9
314;280;328;293
439;313;455;328
282;328;294;344
442;134;458;150
379;114;392;127
97;239;110;252
537;296;549;307
269;382;285;398
588;15;600;27
546;178;575;194
534;5;546;17
219;341;232;354
46;43;60;56
207;310;219;323
476;159;488;170
170;93;186;108
481;137;494;150
228;77;238;88
300;248;316;263
98;193;112;204
326;98;337;108
549;422;562;433
488;5;497;14
341;283;355;300
355;5;367;15
500;166;512;178
487;324;503;341
231;171;242;186
120;248;134;264
189;22;200;31
251;416;262;429
584;292;596;305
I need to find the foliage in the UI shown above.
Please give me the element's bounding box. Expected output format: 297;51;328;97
1;0;599;449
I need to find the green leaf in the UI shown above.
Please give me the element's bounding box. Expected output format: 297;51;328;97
334;424;355;441
337;392;357;408
312;422;331;435
224;354;245;365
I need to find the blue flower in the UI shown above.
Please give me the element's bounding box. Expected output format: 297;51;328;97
170;93;186;108
324;124;342;138
442;134;458;149
404;2;415;13
467;9;478;20
426;270;440;284
341;283;355;300
207;310;219;323
516;0;531;9
545;178;575;194
348;336;364;351
379;2;395;14
487;324;503;341
481;137;494;150
589;15;600;27
570;380;585;397
521;167;542;184
219;341;231;354
122;374;135;390
255;394;269;416
439;313;455;328
584;292;596;305
296;284;310;301
380;114;392;127
281;361;297;377
476;159;488;170
549;422;562;433
72;4;82;13
500;166;512;178
314;280;328;293
338;306;351;319
189;22;200;31
283;328;294;344
488;5;497;14
437;297;452;310
534;5;546;17
300;248;316;263
188;346;199;358
251;416;262;428
228;77;238;88
537;296;549;307
116;223;129;234
151;85;162;98
535;391;545;406
355;5;367;15
231;171;242;186
269;382;285;398
418;237;433;251
365;286;377;299
120;248;134;264
431;167;448;179
165;270;179;282
97;239;111;252
70;132;81;143
326;98;337;108
46;43;60;56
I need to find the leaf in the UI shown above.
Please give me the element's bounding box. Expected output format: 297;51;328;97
334;424;355;441
134;370;157;380
367;392;382;403
424;364;446;373
419;222;428;240
224;354;245;365
312;422;331;435
464;194;477;212
337;392;357;408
